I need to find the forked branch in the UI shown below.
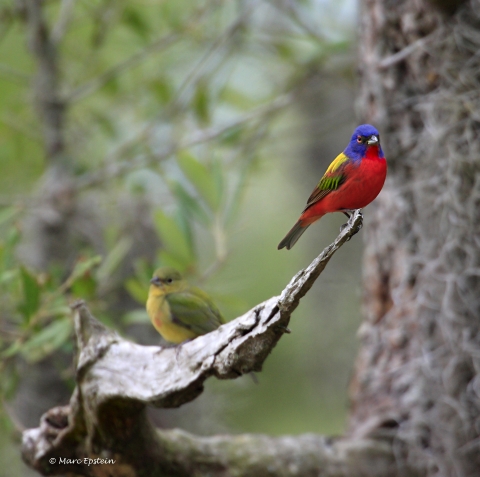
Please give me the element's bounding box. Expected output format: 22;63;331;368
20;211;401;477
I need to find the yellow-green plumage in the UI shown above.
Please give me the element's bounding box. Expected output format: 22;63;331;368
146;267;225;344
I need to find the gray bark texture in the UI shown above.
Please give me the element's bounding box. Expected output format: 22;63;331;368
349;1;480;476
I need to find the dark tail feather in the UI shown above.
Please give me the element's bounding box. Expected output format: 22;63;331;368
277;221;310;250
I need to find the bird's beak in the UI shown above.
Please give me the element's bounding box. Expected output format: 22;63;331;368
367;135;379;145
150;277;162;286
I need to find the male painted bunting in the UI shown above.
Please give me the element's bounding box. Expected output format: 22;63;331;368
278;124;387;250
146;267;225;344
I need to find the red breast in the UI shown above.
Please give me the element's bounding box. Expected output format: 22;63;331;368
300;148;386;225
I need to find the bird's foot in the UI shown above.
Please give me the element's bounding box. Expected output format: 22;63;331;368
175;344;181;361
155;340;175;354
342;209;355;219
339;210;363;240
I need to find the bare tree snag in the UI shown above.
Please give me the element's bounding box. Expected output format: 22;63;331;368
20;212;409;477
350;1;480;476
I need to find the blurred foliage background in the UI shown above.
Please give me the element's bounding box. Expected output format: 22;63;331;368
0;0;362;475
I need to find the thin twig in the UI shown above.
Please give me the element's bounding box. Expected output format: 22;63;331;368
67;1;224;104
0;115;43;141
51;0;75;45
75;3;257;183
67;33;179;103
270;0;327;44
378;31;438;69
169;4;255;111
75;93;293;190
0;64;31;83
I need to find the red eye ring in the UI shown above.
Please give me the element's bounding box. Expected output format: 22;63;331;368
356;136;362;143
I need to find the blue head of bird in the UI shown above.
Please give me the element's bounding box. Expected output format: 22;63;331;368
344;124;384;161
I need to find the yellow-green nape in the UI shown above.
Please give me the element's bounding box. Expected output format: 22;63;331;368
152;266;183;281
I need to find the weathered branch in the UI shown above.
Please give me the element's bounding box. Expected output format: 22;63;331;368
18;211;407;477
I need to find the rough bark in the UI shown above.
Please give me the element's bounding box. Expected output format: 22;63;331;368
350;1;480;476
19;213;408;477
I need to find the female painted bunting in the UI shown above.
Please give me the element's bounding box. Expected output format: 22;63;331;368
146;267;225;344
278;124;387;250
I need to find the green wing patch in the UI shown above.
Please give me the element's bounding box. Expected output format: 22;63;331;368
318;175;344;191
304;153;349;210
167;290;224;335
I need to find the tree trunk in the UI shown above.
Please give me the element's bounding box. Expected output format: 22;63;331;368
349;1;480;476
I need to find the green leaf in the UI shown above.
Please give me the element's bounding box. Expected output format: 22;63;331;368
71;275;97;300
219;87;256;110
159;1;184;29
70;256;102;284
153;209;194;266
150;77;173;105
192;81;210;125
45;305;71;317
157;250;190;273
0;366;19;400
92;112;116;138
122;7;150;40
0;269;18;286
0;227;21;272
274;41;295;60
177;151;220;211
103;77;120;96
171;181;210;226
18;267;40;323
2;340;22;359
174;206;194;255
125;278;148;304
96;237;132;285
20;318;72;363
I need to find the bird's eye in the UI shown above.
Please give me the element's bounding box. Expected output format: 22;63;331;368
167;278;173;283
356;136;363;144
